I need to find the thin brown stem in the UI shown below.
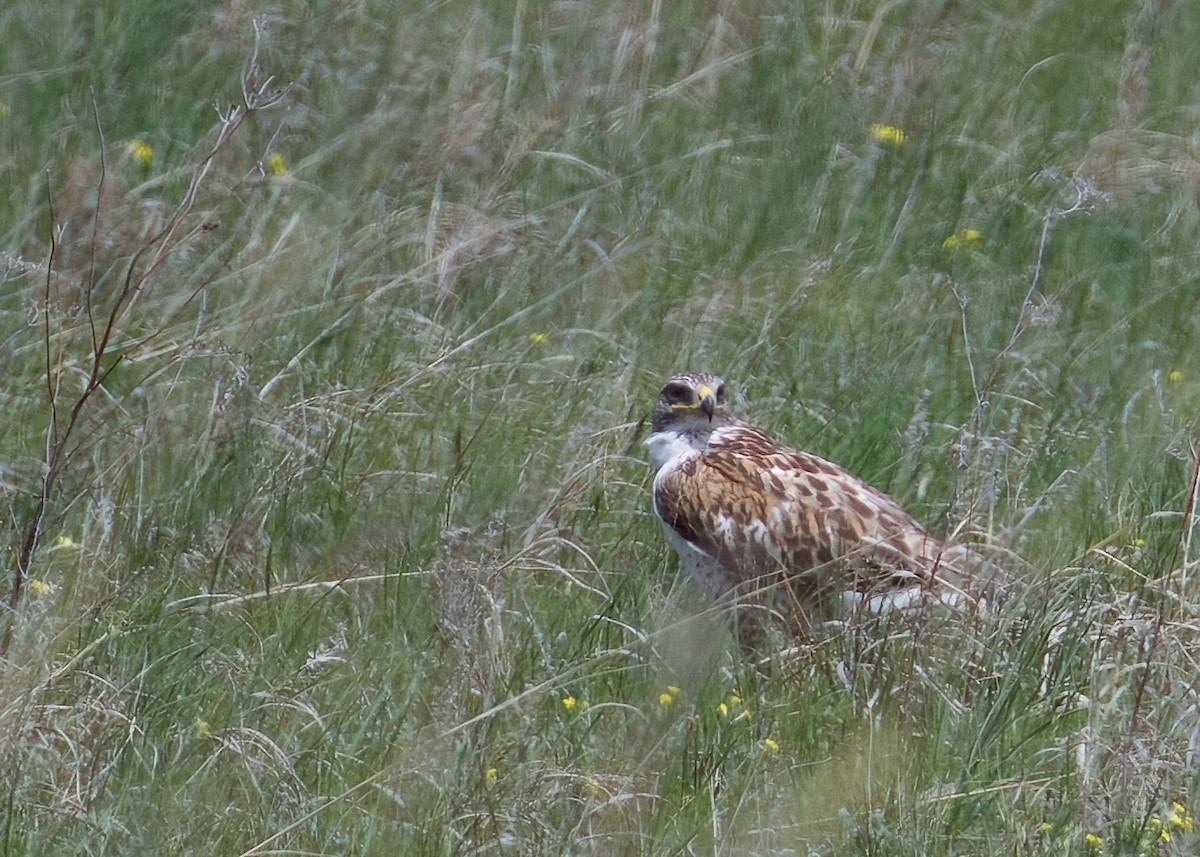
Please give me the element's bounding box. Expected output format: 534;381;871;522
2;18;287;656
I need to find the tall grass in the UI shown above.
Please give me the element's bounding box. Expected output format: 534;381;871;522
3;0;1200;853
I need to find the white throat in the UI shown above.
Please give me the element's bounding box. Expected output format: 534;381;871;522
645;428;705;472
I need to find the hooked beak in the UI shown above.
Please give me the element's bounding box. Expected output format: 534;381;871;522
697;385;716;421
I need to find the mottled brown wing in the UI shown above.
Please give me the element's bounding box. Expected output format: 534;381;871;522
653;425;965;601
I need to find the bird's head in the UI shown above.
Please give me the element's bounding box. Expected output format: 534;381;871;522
650;372;729;433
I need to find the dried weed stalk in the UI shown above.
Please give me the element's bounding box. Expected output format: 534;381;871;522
2;21;288;655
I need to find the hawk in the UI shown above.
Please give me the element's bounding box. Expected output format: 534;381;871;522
646;371;992;640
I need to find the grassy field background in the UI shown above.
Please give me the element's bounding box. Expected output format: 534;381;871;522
4;0;1200;853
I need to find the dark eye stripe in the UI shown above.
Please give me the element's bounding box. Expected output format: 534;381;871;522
663;383;692;402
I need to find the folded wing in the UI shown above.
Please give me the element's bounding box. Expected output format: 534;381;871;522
653;425;972;615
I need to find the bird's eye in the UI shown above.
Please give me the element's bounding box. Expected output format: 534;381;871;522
715;383;726;402
663;382;691;403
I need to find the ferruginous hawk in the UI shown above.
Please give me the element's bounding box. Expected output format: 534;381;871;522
646;371;992;640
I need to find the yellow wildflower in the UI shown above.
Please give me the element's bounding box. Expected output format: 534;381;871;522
1155;824;1171;844
126;139;154;167
195;718;212;738
1037;822;1054;834
28;578;57;598
870;123;907;147
1083;832;1103;850
658;685;682;707
268;153;288;177
528;332;547;346
942;228;983;251
55;534;76;548
716;693;745;718
485;767;498;787
1168;370;1183;383
761;738;781;753
1170;801;1193;832
561;695;577;712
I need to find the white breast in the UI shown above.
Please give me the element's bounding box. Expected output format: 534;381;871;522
656;523;728;600
644;429;700;472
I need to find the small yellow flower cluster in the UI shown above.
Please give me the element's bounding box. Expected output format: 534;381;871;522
658;685;682;707
561;694;588;712
195;718;212;738
1083;831;1103;850
1168;370;1184;383
715;692;747;720
126;139;154;167
29;578;57;598
55;534;77;548
870;123;907;147
1147;815;1170;843
761;737;781;753
942;228;983;251
1144;802;1193;844
529;332;547;346
485;767;499;787
268;153;288;178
